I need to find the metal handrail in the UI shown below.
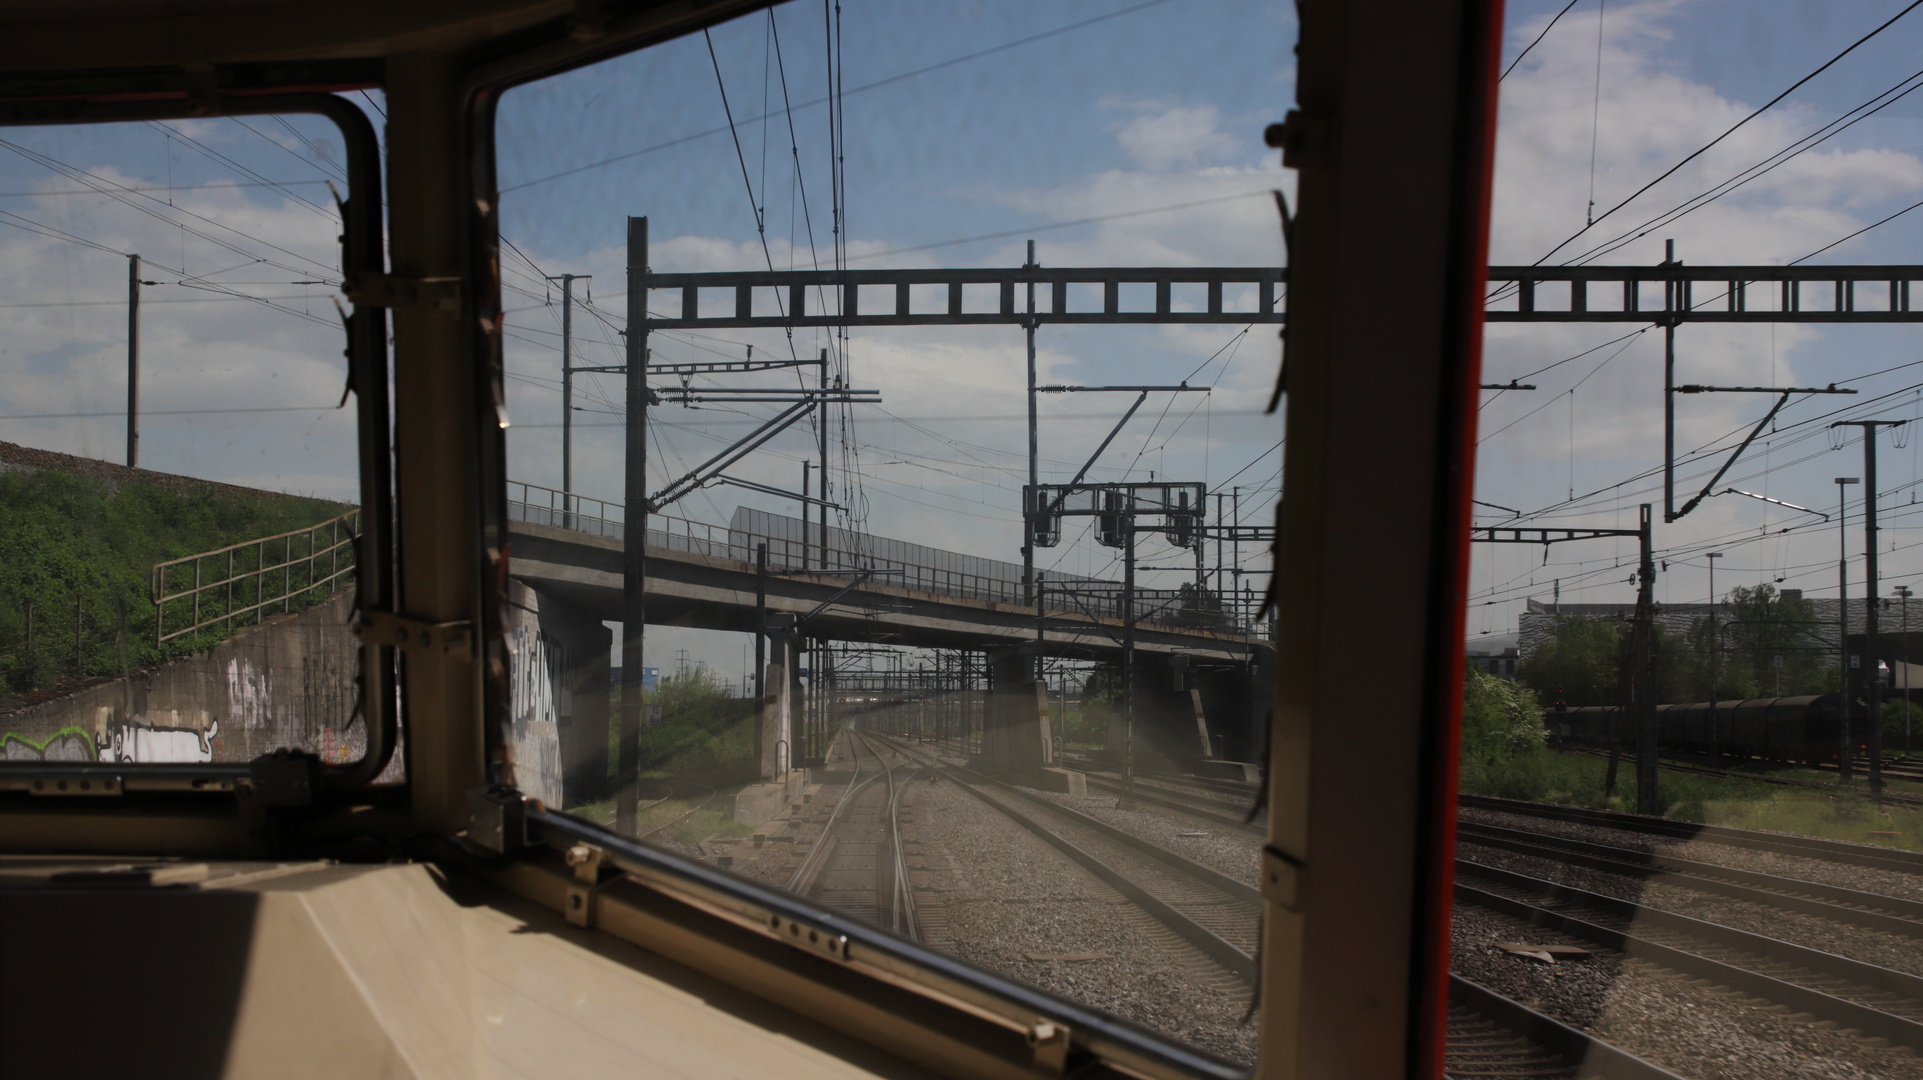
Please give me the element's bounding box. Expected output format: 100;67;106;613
151;509;359;644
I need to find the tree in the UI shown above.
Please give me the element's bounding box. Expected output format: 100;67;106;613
1712;584;1834;698
1516;616;1627;708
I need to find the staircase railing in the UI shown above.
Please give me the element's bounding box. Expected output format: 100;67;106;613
151;510;358;644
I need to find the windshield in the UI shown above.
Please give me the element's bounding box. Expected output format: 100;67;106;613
496;1;1290;1064
1464;3;1923;1077
0;108;389;777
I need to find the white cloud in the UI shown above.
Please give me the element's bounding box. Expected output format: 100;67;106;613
1113;103;1240;172
1473;1;1923;634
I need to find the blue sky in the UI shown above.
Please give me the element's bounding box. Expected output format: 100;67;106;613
493;0;1296;680
1476;0;1923;640
6;2;1921;674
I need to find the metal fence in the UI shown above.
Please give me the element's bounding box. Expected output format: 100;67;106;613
507;481;1245;634
151;510;358;644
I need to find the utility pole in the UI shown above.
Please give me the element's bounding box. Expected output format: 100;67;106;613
1633;505;1660;816
548;273;589;501
127;254;140;468
1837;475;1859;784
802;461;812;571
1834;419;1906;799
818;348;830;572
1662;240;1678;520
755;542;767;707
1120;498;1137;808
1707;550;1722;759
617;217;648;833
1023;239;1039;611
1899;584;1914;758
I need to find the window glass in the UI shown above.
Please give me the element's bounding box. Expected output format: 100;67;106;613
0;109;384;775
496;2;1290;1062
1465;4;1923;1077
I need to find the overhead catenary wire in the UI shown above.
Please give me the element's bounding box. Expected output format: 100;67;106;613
1526;0;1923;267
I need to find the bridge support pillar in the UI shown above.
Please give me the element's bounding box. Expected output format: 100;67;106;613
979;648;1081;792
504;581;611;808
759;631;802;780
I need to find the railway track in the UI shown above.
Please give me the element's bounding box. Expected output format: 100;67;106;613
1454;855;1923;1049
875;732;1257;987
636;782;719;843
1445;975;1684;1080
1458;819;1923;939
1460;793;1923;875
787;730;918;937
903;735;1676;1077
1557;747;1923;807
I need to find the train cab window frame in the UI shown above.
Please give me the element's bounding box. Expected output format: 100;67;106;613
0;4;1502;1080
0;91;400;836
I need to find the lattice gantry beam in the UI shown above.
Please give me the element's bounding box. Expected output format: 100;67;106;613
1487;264;1923;323
641;267;1286;329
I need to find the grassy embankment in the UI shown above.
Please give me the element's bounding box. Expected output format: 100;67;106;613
570;668;761;841
1460;666;1923;851
0;466;350;709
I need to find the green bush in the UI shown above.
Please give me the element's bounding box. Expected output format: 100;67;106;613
606;667;759;781
0;468;348;701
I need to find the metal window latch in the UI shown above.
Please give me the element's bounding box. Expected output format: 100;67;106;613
564;843;607;927
353;610;473;658
343;273;462;314
466;786;529;854
1026;1020;1070;1076
1261;844;1304;911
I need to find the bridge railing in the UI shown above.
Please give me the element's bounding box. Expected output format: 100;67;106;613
151;510;359;644
507;480;1246;634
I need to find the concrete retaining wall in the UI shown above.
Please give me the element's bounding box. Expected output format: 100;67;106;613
0;591;360;765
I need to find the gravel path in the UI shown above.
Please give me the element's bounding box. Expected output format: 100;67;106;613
1462;806;1923;904
1453;904;1923;1079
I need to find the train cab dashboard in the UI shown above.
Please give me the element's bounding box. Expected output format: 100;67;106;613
0;3;1496;1079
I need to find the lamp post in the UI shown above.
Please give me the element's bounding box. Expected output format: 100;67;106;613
1708;551;1723;760
1838;476;1860;782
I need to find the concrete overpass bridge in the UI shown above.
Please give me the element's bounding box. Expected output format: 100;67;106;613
504;481;1267;802
505;481;1257;663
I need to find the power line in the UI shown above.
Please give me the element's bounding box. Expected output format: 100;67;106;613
1529;0;1923;267
1500;0;1582;82
500;0;1183;194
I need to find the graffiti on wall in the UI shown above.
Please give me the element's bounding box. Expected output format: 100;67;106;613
227;657;273;730
0;726;96;761
510;624;568;726
507;621;565;806
94;706;219;763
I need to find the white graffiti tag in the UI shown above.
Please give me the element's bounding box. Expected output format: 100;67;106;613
226;658;272;730
93;707;219;763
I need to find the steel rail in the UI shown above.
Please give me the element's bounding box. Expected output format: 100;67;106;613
890;740;1680;1075
873;734;1256;986
1446;975;1687;1080
1459;793;1923;876
1457;820;1923;938
1454;864;1923;1049
1457;857;1923;1010
786;729;876;894
1076;772;1264;835
852;730;920;940
636;782;720;845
